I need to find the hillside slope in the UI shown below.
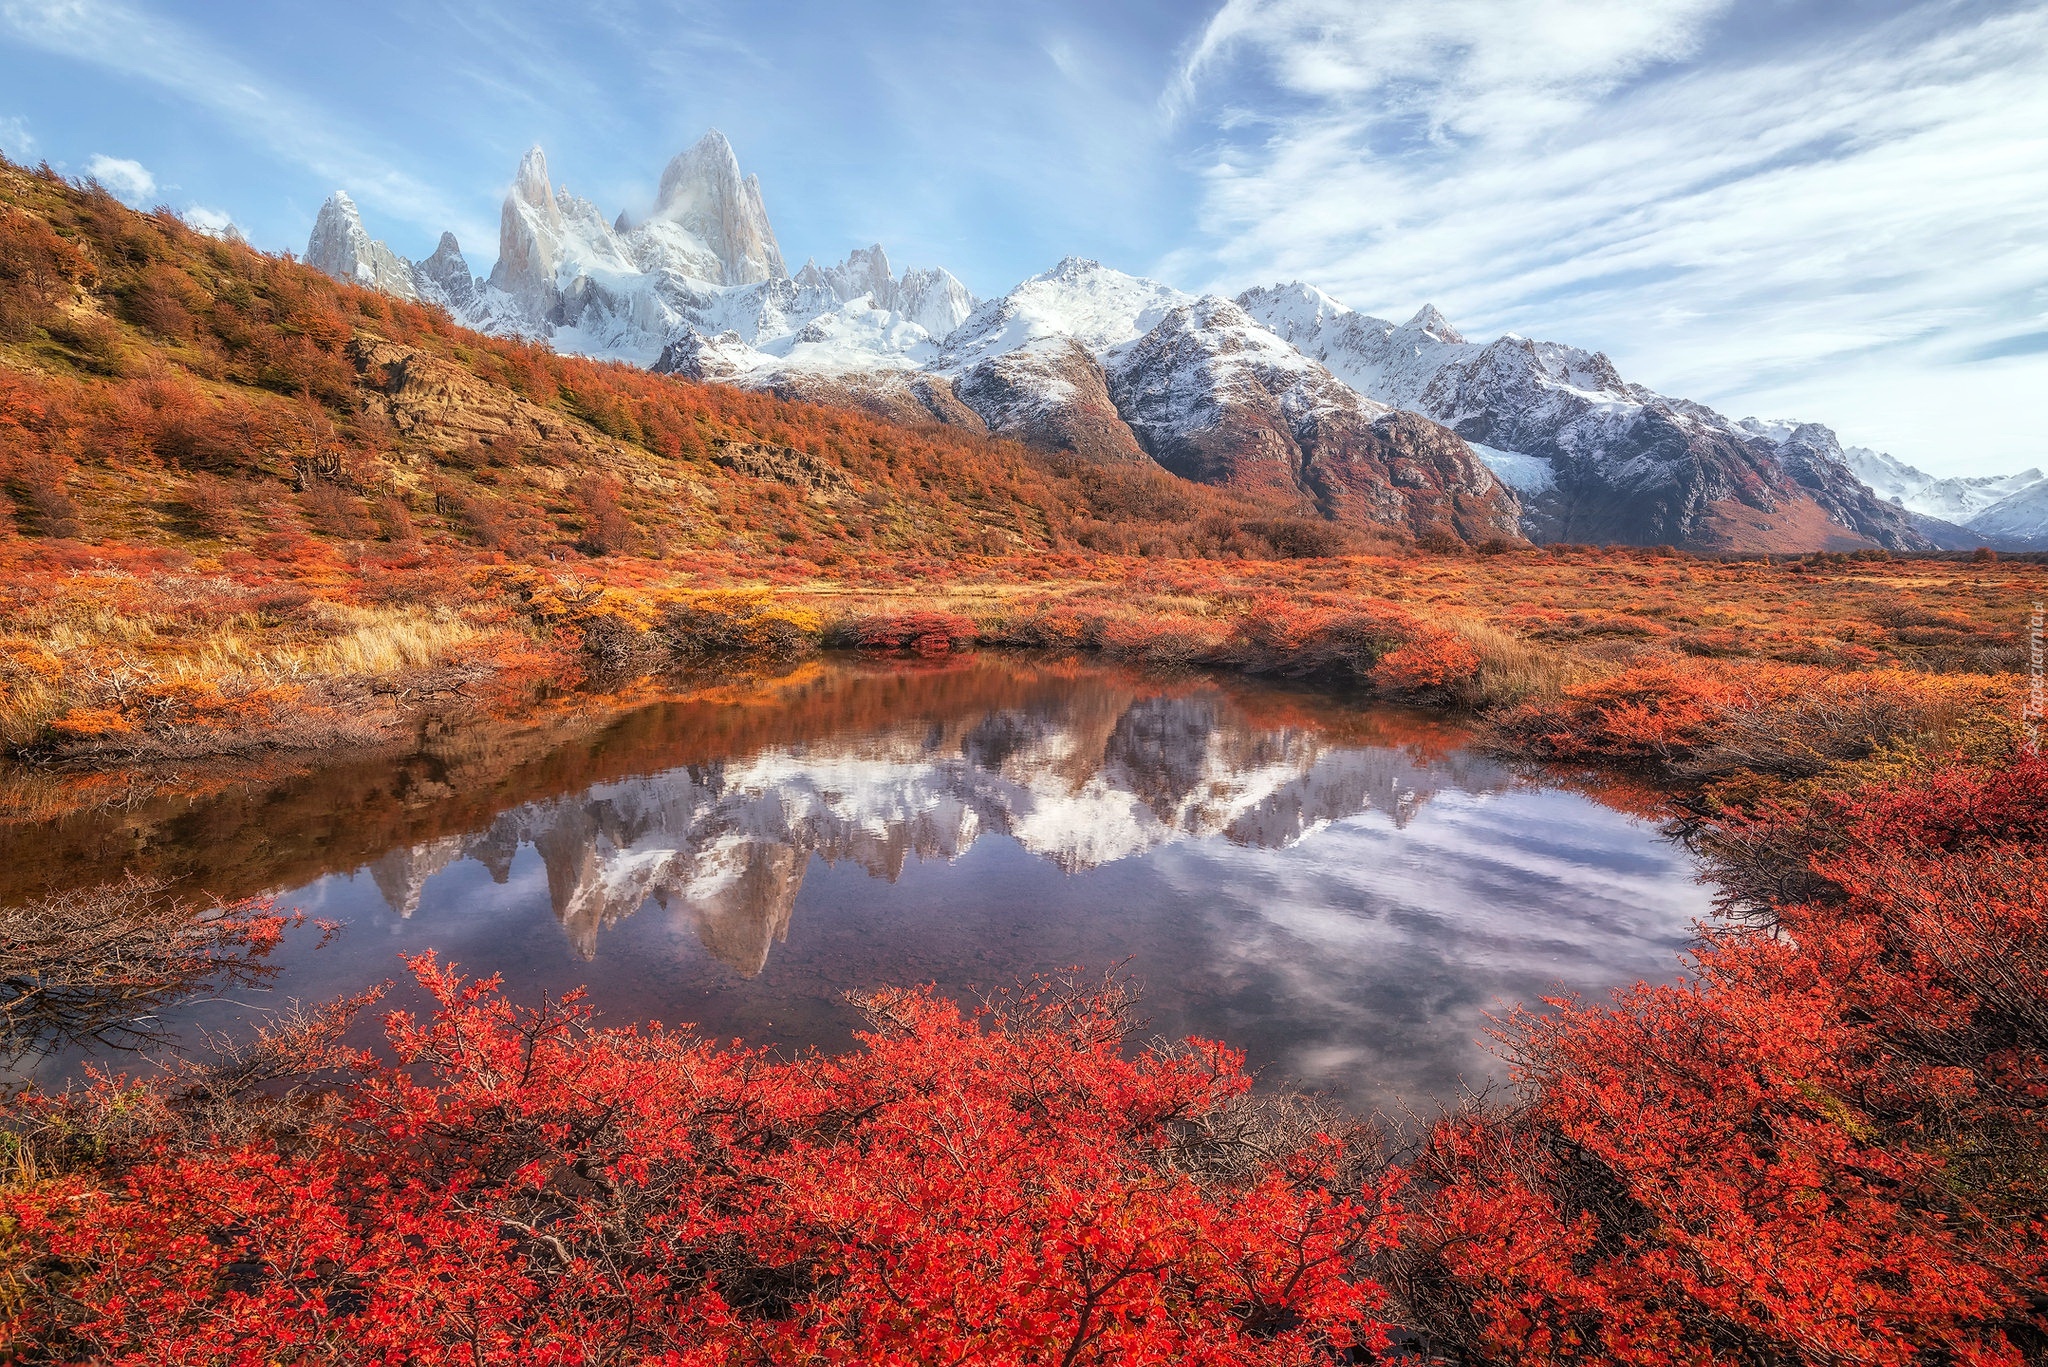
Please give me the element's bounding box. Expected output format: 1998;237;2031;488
3;159;1368;568
0;158;1414;762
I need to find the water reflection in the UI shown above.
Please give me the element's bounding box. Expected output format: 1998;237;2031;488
0;657;1711;1107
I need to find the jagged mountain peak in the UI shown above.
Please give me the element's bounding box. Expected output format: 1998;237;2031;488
947;259;1191;362
650;130;785;286
303;134;2025;550
414;231;477;311
512;146;554;210
1237;281;1354;331
305;190;418;302
1401;304;1465;345
1046;255;1105;280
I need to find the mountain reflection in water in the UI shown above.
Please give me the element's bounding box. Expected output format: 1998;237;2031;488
2;657;1713;1107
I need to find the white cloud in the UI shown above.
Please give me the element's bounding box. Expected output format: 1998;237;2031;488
1167;1;2048;476
181;204;240;239
83;152;155;205
0;113;31;158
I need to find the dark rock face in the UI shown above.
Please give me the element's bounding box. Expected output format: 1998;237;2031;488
1314;411;1524;544
953;340;1151;464
1763;422;1927;549
1417;336;1930;551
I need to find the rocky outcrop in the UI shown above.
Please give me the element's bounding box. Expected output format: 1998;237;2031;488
348;335;635;465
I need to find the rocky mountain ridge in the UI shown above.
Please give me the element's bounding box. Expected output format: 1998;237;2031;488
1237;284;1940;551
306;133;2035;552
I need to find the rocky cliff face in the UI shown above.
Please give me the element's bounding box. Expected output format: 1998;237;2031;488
650;130;787;286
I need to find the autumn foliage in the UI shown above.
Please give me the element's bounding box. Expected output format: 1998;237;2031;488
1391;754;2048;1364
6;964;1400;1364
3;149;2048;1363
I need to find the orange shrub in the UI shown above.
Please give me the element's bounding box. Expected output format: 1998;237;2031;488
1370;627;1481;693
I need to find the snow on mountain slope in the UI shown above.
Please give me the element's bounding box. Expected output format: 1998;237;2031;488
1966;479;2048;547
1105;295;1374;446
942;257;1193;370
1103;296;1519;540
1832;443;2045;528
1239;284;1471;410
305;133;1978;552
906;258;1199;463
1468;443;1557;495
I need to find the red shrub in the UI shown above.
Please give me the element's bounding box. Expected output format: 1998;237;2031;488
1370;627;1480;693
8;962;1401;1364
1400;756;2048;1364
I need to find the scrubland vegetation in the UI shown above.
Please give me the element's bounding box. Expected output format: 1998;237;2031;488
3;157;2045;1361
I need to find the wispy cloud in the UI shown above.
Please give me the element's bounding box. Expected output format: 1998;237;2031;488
0;112;30;157
1165;0;2048;474
0;0;485;245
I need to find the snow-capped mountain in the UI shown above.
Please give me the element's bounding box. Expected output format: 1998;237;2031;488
1102;295;1517;540
1966;480;2048;549
305;131;2030;551
304;190;422;301
310;132;977;375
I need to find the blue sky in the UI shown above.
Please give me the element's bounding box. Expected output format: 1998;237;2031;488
2;0;2043;476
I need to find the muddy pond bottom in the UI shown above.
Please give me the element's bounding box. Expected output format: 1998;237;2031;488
7;656;1715;1110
